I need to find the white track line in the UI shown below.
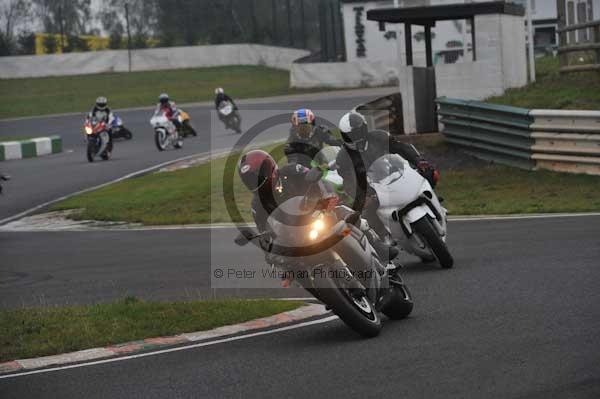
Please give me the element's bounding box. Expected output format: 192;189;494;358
123;212;600;231
0;315;338;380
448;212;600;221
5;212;600;233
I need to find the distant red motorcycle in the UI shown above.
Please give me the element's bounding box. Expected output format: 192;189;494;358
84;117;112;162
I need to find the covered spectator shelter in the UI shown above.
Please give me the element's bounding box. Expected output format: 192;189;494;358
367;1;526;134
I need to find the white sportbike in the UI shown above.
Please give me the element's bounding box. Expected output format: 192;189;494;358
150;112;183;151
368;154;454;268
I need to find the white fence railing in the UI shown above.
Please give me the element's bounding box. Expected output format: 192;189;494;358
530;110;600;175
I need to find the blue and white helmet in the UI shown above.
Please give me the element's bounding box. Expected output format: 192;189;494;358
291;108;316;139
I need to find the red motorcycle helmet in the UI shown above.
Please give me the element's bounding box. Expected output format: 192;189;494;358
238;150;278;192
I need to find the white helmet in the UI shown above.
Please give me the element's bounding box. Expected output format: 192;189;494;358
215;87;224;95
338;111;369;152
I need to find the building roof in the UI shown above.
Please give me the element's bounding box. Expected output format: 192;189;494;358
367;1;525;26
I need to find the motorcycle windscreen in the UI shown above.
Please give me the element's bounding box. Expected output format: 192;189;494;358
368;154;407;209
369;154;428;209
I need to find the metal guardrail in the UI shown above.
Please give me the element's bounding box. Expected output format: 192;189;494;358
437;98;600;175
355;93;404;135
530;110;600;175
436;97;535;169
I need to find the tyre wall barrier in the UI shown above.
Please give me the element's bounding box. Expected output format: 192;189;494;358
0;136;62;161
437;97;600;175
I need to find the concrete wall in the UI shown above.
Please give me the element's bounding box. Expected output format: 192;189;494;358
290;60;398;88
0;44;309;79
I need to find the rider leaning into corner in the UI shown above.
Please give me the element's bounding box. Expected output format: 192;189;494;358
335;111;439;248
156;93;182;130
214;88;237;119
284;108;342;168
237;150;398;262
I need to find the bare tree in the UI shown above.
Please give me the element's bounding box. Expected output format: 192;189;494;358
0;0;31;43
32;0;92;35
100;0;158;45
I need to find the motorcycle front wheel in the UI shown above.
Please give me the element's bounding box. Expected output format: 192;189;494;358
314;266;381;338
86;140;96;162
412;216;454;268
155;130;168;151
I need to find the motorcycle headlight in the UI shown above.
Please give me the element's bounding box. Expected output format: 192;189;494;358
308;218;326;241
85;126;93;135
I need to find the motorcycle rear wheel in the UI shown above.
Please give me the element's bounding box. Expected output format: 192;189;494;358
315;267;381;338
412;216;454;268
184;121;197;137
233;117;241;133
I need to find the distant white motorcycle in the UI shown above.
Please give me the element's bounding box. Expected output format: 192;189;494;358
218;101;242;134
150;112;183;151
368;154;454;268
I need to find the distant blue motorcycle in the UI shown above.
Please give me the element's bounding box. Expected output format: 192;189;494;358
109;114;133;140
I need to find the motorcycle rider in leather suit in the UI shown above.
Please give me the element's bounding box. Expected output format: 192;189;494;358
237;150;399;262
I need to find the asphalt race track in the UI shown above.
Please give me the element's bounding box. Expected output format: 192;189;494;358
1;90;599;398
1;216;600;397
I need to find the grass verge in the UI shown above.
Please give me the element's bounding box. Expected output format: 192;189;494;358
0;65;322;119
0;297;303;363
51;137;600;224
486;56;600;109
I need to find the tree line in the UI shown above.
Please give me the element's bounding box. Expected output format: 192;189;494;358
0;0;344;58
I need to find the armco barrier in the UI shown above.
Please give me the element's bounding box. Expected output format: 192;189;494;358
355;93;404;135
436;97;600;175
436;98;535;170
530;110;600;175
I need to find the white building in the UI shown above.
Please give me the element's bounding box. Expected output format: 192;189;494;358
514;0;600;51
341;0;600;62
342;0;477;66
